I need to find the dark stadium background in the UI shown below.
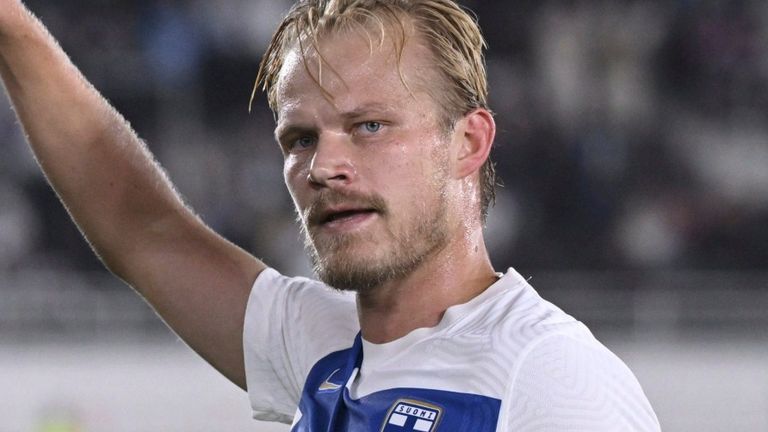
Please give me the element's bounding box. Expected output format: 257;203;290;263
1;1;766;430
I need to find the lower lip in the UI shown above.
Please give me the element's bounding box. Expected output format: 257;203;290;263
321;211;378;232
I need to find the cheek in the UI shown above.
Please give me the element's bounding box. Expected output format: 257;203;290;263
363;140;413;192
403;134;448;182
378;138;445;200
283;157;307;201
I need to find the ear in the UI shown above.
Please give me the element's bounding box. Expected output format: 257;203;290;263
452;108;495;179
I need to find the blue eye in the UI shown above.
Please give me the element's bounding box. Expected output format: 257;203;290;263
362;122;382;133
293;136;316;149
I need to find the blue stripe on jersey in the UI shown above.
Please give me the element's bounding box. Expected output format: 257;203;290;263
292;334;501;431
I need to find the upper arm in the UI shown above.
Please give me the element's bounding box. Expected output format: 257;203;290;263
0;1;268;391
115;210;266;390
503;334;660;432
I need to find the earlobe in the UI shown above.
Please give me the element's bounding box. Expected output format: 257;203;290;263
454;108;495;179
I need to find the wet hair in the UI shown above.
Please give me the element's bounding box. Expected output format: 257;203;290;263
253;0;497;222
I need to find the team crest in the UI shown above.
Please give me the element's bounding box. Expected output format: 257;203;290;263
380;399;443;432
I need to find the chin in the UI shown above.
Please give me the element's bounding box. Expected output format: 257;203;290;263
313;248;386;292
312;245;428;294
304;207;449;292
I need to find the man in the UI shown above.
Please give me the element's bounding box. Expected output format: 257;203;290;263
0;0;659;430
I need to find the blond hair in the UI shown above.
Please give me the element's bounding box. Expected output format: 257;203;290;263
254;0;497;221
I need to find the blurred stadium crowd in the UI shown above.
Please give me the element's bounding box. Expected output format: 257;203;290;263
1;0;767;279
3;4;766;430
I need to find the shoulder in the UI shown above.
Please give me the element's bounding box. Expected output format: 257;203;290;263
243;269;359;421
245;269;358;350
500;330;660;431
247;267;357;319
505;333;660;431
466;270;659;430
472;268;586;350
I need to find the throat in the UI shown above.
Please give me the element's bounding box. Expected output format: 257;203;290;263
356;251;499;344
355;274;449;344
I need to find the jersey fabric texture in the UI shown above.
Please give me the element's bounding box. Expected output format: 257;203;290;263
243;268;660;431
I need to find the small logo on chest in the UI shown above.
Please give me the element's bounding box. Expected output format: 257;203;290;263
318;368;343;392
381;399;443;432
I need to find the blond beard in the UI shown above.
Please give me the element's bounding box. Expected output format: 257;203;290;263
301;184;449;293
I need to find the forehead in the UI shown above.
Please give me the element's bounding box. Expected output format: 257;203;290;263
274;27;440;120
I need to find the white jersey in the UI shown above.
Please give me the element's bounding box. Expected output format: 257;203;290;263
243;268;660;431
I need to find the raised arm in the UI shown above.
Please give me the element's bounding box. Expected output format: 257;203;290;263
0;1;265;388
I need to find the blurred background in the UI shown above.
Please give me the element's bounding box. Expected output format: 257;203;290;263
1;0;767;430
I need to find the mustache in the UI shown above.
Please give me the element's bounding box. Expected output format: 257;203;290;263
303;190;388;227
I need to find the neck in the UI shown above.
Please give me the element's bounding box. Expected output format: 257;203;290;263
356;228;497;344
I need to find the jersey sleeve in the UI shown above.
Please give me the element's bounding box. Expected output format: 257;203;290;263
503;333;660;432
242;268;359;423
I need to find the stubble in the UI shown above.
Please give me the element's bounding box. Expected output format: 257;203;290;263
300;183;449;294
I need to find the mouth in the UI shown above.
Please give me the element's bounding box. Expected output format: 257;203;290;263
305;192;388;233
321;208;378;225
308;206;380;232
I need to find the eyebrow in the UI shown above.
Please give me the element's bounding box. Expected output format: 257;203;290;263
275;101;398;141
337;102;397;120
274;124;314;145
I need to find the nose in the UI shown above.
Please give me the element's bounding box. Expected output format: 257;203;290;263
308;132;356;187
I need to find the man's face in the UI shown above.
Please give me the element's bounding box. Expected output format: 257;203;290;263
274;28;457;292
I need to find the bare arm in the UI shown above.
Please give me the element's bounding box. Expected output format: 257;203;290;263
0;2;265;388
